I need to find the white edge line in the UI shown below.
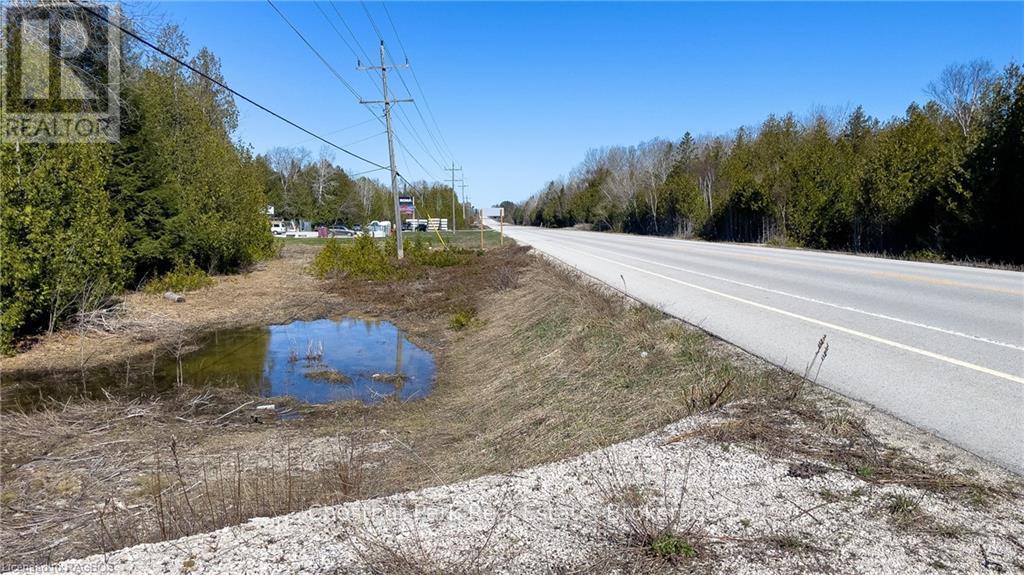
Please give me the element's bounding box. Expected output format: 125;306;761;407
549;241;1024;386
568;238;1024;353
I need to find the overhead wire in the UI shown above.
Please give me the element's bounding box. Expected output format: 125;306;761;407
266;0;365;102
357;1;452;172
381;2;456;164
69;0;389;171
319;1;443;180
285;116;382;147
266;0;430;181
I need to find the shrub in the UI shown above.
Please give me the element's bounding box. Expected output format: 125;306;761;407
406;236;470;268
0;143;127;351
412;248;469;268
312;236;394;280
885;493;921;518
383;235;399;258
649;533;698;560
405;235;431;260
907;249;944;263
144;264;214;294
448;307;481;331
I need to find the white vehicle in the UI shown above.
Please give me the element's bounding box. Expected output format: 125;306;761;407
274;220;322;238
284;230;320;238
365;220;392;238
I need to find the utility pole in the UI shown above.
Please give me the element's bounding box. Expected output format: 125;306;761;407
445;163;462;232
459;182;468;223
359;41;411;258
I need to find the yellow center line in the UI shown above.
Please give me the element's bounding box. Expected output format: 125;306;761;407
866;270;1023;296
613;241;1024;297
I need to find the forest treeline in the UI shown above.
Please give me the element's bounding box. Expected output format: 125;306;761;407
1;20;275;350
0;13;460;351
261;145;466;229
507;61;1022;265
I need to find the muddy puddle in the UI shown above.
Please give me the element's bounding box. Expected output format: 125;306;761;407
2;318;435;409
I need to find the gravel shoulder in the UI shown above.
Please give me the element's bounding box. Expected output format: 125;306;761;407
12;399;1021;575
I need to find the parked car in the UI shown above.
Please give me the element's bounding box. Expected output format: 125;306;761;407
365;220;391;238
328;225;355;238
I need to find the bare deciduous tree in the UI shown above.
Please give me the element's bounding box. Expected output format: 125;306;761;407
313;147;336;206
926;59;995;137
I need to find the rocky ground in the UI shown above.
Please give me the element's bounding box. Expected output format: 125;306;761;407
10;400;1021;575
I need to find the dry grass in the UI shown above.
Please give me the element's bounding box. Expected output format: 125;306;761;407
583;455;715;574
374;259;803;486
667;399;1021;508
0;388;370;565
306;368;353;384
345;490;516;575
3;243;1018;570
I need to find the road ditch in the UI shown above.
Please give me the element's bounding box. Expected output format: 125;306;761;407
1;238;1021;573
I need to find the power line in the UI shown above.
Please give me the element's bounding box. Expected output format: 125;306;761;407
270;0;441;183
359;1;386;46
406;65;455;162
379;35;453;168
394;135;437;180
380;2;409;60
381;2;457;162
70;0;388;171
390;64;452;168
359;40;411;258
350;166;388;177
360;2;453;169
446;164;462;231
313;1;368;68
267;0;435;180
337;131;387;148
266;0;363;102
285;116;381;147
321;1;445;179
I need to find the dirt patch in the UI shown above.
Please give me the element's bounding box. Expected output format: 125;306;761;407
0;244;336;380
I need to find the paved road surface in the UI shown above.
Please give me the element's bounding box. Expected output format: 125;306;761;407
491;222;1024;473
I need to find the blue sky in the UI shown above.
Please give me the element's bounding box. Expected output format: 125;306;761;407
150;1;1022;208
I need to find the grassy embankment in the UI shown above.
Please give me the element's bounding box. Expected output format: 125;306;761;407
1;234;1017;570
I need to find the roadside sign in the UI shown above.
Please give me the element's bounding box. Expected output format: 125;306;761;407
398;195;415;215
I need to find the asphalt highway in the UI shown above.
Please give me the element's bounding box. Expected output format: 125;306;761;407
492;223;1024;473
